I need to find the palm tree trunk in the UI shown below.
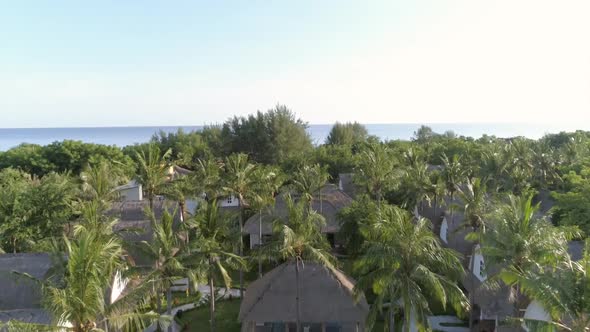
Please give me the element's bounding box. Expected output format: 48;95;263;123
12;237;16;254
238;197;244;298
258;208;263;278
319;189;323;214
389;300;395;332
434;194;438;219
295;261;301;332
167;286;173;332
209;273;216;332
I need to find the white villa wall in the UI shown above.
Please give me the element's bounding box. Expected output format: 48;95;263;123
219;194;240;207
470;245;487;282
110;270;128;304
523;301;552;331
440;217;449;244
117;180;143;201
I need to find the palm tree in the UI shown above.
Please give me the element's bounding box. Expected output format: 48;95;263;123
161;176;194;223
355;143;397;211
248;166;284;277
471;194;581;318
501;240;590;331
81;161;123;206
291;163;329;213
13;221;160;332
441;153;465;226
456;177;489;233
354;205;469;332
223;153;256;297
256;195;335;332
186;199;246;332
190;158;224;201
135;143;172;210
134;210;189;332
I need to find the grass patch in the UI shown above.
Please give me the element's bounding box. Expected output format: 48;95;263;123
176;299;242;332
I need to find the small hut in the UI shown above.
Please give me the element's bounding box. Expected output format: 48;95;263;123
239;262;369;332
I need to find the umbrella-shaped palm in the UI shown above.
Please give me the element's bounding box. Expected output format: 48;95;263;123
291;163;329;213
186;199;246;332
355;143;398;210
501;240;590;332
354;205;469;332
10;215;161;332
471;194;581;318
135;143;172;210
256;195;335;332
223;153;256;297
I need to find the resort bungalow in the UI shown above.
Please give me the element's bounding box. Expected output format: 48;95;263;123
243;184;353;249
239;262;369;332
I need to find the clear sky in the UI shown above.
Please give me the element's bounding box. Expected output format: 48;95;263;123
1;0;589;128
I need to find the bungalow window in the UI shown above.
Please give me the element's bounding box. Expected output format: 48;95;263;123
325;323;342;332
227;196;233;204
479;260;486;278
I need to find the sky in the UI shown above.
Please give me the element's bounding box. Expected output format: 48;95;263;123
1;0;589;128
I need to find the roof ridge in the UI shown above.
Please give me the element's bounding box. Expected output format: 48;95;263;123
239;262;290;321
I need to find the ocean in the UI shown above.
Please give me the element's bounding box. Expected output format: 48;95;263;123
0;123;585;151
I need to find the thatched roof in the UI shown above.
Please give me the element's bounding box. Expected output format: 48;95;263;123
568;241;585;261
0;253;52;310
0;309;51;330
239;262;369;324
243;184;352;235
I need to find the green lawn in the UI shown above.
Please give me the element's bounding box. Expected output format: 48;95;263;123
176;299;242;332
176;300;395;332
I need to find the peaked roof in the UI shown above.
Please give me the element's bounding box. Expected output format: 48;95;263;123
243;184;353;235
0;253;52;310
239;262;369;323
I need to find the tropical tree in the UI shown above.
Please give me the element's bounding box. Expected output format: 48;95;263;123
325;122;369;146
456;177;490;233
248;166;284;277
256;195;335;332
187;199;246;332
135;143;172;210
354;205;469;332
355;143;397;210
161;176;194;223
134;210;189;332
11;222;160;332
80;161;125;209
291;163;329;213
441;153;466;225
471;194;581;318
501;240;590;331
223;153;256;297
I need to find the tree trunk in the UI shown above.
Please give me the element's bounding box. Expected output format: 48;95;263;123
258;208;263;278
12;237;16;254
295;261;301;332
209;273;216;332
319;188;323;214
389;300;395;332
468;246;476;330
238;196;244;298
434;194;438;219
167;286;173;332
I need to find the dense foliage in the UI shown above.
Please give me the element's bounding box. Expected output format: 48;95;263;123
2;108;590;330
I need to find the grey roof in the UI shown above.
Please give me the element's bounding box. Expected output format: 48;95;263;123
243;184;353;235
568;241;585;261
0;253;52;310
239;262;369;324
109;199;179;242
0;309;51;329
338;173;357;198
114;179;141;191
